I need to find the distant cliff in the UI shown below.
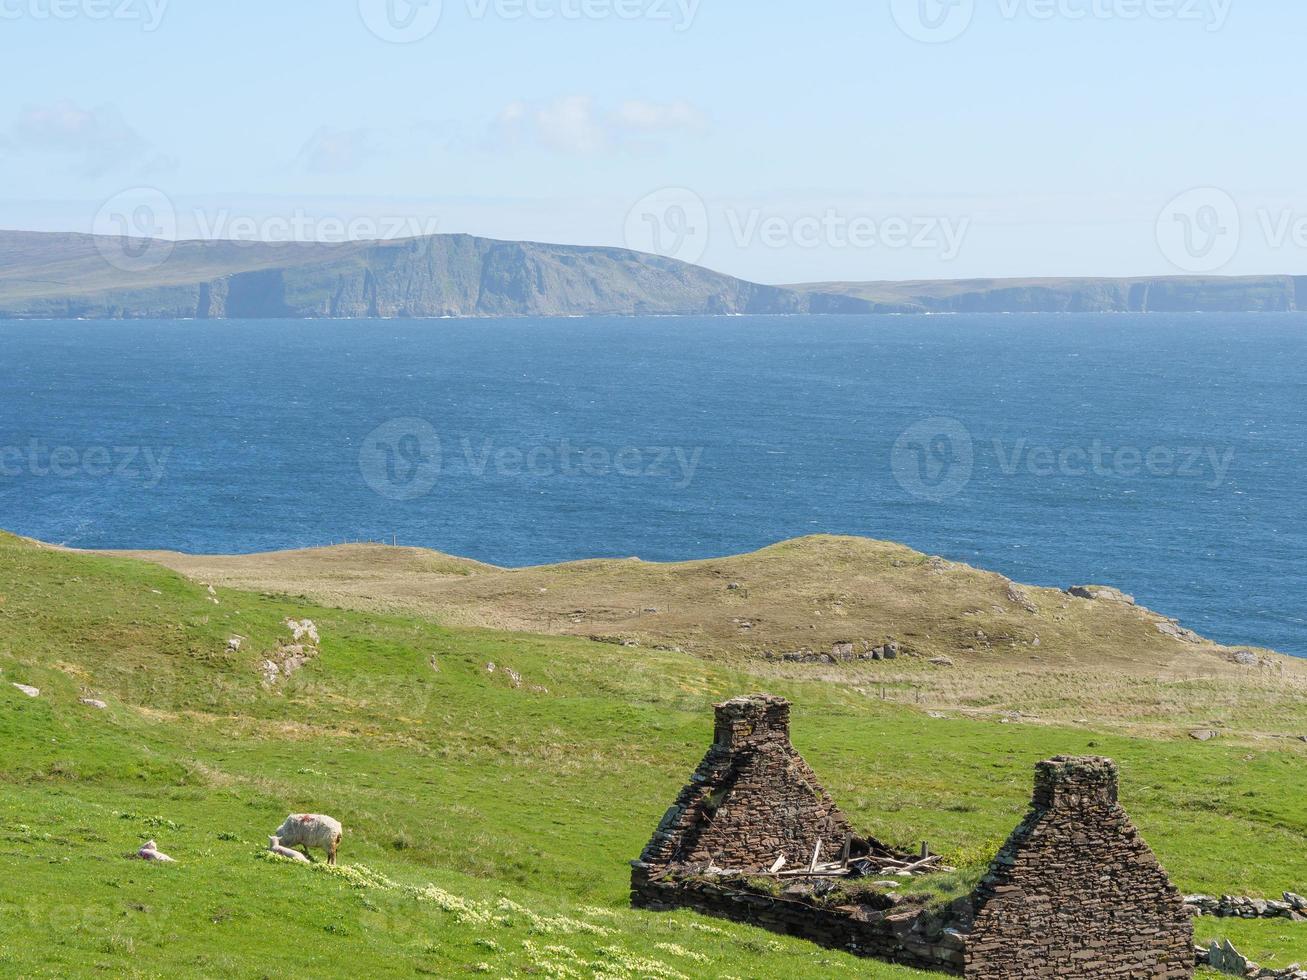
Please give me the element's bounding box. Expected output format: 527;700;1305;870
2;229;1305;318
795;275;1307;314
0;231;870;319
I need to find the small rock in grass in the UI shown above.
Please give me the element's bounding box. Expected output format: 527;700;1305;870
1189;729;1220;742
928;657;954;668
12;683;39;698
79;698;108;709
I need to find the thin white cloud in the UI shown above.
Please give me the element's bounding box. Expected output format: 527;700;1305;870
296;126;375;174
610;99;707;134
9;101;155;177
490;96;708;155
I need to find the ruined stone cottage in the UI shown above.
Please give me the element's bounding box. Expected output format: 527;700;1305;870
631;695;1194;978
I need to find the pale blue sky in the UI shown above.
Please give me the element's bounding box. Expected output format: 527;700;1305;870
1;0;1304;282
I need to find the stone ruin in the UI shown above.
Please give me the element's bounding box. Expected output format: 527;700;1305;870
635;694;900;873
631;694;1195;978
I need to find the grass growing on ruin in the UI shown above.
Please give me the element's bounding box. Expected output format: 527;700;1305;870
1;531;1305;976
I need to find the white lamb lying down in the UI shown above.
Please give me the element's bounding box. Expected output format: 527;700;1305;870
272;814;343;865
268;836;311;863
138;840;175;862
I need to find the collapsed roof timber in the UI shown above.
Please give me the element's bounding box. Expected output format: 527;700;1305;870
631;694;1194;978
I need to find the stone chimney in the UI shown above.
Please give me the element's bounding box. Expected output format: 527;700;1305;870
712;693;791;750
1032;755;1120;810
633;694;876;878
964;755;1194;979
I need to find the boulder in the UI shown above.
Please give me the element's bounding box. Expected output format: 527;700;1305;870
1006;582;1038;613
1189;729;1220;742
1067;585;1135;605
1207;939;1250;975
1157;621;1201;643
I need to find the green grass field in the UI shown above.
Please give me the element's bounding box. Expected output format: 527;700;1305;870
1;532;1303;977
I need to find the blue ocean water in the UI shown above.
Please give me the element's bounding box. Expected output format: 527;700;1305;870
0;314;1302;655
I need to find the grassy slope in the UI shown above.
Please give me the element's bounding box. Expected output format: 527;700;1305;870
116;535;1307;740
2;532;1304;976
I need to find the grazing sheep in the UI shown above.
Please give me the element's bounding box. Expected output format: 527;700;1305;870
272;814;342;865
268;835;311;863
138;840;175;862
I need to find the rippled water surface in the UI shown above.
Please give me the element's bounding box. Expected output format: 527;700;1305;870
1;314;1302;654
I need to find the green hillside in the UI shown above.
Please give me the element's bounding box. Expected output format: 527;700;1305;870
0;531;1303;976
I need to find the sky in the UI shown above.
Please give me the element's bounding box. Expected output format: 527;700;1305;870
1;0;1305;284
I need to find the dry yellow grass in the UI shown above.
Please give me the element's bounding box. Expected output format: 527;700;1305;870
109;534;1307;739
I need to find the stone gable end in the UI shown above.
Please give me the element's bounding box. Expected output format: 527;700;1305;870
964;756;1194;979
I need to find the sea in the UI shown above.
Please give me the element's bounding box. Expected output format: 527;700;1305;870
1;313;1302;656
